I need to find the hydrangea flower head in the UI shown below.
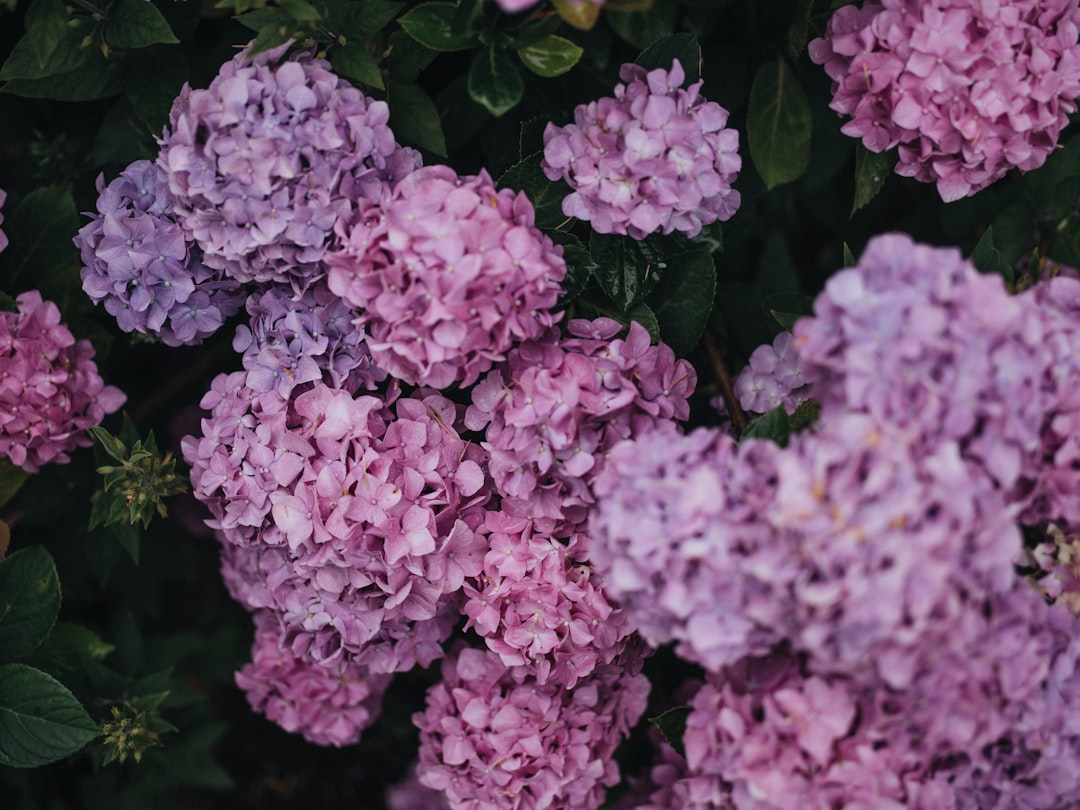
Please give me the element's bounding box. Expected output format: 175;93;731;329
75;160;245;346
0;188;8;254
0;291;125;472
732;330;811;415
325;165;567;388
809;0;1080;201
235;610;392;747
542;58;741;238
159;43;418;285
414;643;648;810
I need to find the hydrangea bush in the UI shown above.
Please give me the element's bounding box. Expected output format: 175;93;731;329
4;1;1080;808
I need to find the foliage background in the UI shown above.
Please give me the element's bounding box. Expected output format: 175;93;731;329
0;0;1078;806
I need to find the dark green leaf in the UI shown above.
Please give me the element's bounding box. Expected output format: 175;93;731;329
386;29;437;81
546;230;595;301
331;42;384;89
626;302;661;342
790;399;821;433
498;153;567;230
763;292;814;332
248;21;297;56
388;78;447;156
741;405;792;446
0;663;100;767
649;245;716;356
0;547;61;663
278;0;321;21
969;226;1013;284
606;2;676;49
851;143;893;215
787;0;815;62
648;705;691;758
103;0;179;48
590;232;664;311
0;292;16;313
89;427;127;463
519;115;549;159
342;0;405;40
517;35;582;78
23;0;74;73
0;187;79;289
32;623;115;673
399;2;481;51
125;48;187;134
842;242;856;266
0;460;29;511
747;57;812;189
468;46;524;117
635;33;699;84
235;9;278;30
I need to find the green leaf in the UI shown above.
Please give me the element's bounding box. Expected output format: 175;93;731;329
235;9;278;30
790;398;821;433
649;245;716;356
747;57;812;189
278;0;321;20
741;405;792;446
517;35;582;78
648;705;691;758
851;143;893;215
0;187;79;289
342;0;405;41
23;0;74;73
0;663;100;767
33;623;115;672
498;152;567;229
842;242;856;266
388;78;447;156
626;302;661;342
89;426;126;464
606;2;676;49
386;29;437;81
635;33;699;84
970;226;1014;284
0;547;61;663
590;232;665;311
763;292;814;332
124;47;187;134
468;46;524;117
399;2;481;51
787;0;815;62
109;522;141;564
248;21;297;56
0;460;29;511
103;0;179;48
331;42;384;89
546;230;595;301
552;0;600;30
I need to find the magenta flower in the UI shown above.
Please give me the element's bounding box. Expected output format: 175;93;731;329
325;165;567;388
542;58;741;239
0;291;125;472
809;0;1080;201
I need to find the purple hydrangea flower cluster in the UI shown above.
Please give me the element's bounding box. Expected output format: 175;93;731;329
732;330;810;415
413;644;648;810
235;610;393;747
0;291;125;472
325;166;567;388
232;282;385;398
461;512;632;688
542;59;741;239
809;0;1080;201
159;44;418;285
75;160;245;346
466;318;696;525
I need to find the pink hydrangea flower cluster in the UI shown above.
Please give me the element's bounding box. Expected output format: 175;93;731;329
74;160;245;346
542;59;741;239
809;0;1080;201
0;188;8;254
414;644;649;810
159;44;419;285
461;512;632;688
466;318;696;525
0;291;125;472
235;610;392;747
325;165;567;388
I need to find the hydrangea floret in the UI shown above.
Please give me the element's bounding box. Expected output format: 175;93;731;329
809;0;1080;201
0;291;126;472
542;58;741;239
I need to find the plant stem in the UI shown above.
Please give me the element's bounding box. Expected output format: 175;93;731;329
703;329;747;435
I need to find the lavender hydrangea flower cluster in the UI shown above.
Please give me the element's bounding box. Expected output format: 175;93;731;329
413;644;648;810
591;233;1080;807
0;291;125;473
809;0;1080;201
325;166;567;388
542;59;741;239
731;330;810;415
75;160;245;346
159;44;418;286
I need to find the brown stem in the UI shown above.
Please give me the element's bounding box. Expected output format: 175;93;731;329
702;329;747;435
